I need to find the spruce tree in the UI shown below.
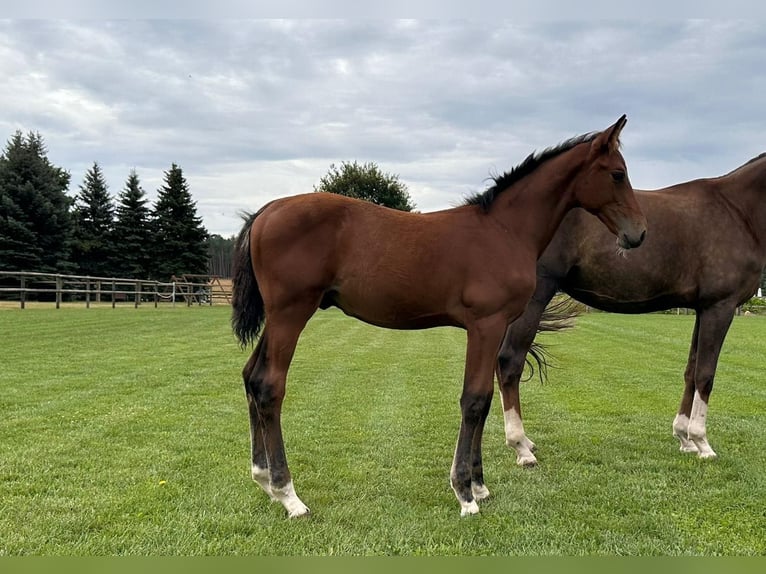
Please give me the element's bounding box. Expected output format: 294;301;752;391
71;162;116;277
112;169;152;278
0;131;73;272
151;163;208;279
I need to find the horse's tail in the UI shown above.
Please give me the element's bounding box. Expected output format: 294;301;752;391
231;207;269;347
523;295;581;383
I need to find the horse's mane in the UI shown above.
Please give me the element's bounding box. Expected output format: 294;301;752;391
464;131;600;212
723;152;766;177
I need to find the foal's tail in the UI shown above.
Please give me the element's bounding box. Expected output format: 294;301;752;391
231;207;269;347
524;295;581;382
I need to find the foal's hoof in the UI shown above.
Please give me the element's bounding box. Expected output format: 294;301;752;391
287;504;311;518
459;500;480;517
472;483;490;501
697;450;718;460
517;453;538;467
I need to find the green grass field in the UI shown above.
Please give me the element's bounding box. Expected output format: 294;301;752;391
1;305;765;555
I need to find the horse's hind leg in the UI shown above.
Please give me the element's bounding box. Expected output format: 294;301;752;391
243;336;275;499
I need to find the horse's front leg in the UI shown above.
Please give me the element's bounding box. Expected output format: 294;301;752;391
679;303;735;459
673;314;701;454
451;316;506;517
496;278;558;466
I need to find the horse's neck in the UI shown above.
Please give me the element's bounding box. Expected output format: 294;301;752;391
718;164;766;253
494;157;581;256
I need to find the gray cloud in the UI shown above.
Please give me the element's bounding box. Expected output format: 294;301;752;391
2;20;765;235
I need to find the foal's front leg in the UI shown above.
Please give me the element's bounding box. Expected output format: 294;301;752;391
451;318;505;516
469;401;492;502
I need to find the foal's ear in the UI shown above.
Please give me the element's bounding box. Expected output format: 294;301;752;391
594;114;627;154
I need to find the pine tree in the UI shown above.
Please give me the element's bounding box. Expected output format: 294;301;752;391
112;169;152;278
151;163;208;279
0;131;73;272
71;162;115;277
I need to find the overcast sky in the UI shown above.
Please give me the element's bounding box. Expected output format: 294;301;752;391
2;19;765;236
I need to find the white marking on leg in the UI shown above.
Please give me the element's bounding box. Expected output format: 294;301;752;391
503;406;538;466
459;499;480;517
472;482;490;501
450;446;480;517
688;391;717;459
271;480;311;518
672;413;699;453
251;464;277;500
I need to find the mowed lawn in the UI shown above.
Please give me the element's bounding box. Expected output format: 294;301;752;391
1;305;765;555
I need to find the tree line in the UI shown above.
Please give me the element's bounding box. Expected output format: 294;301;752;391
0;131;223;280
0;131;416;282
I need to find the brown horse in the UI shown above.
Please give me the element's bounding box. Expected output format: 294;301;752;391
496;152;766;467
231;116;646;517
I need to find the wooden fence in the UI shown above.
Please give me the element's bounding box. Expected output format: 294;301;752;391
0;271;232;309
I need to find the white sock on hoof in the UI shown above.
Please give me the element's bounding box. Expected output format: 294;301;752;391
271;480;310;518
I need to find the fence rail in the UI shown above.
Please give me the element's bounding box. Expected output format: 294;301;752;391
0;271;232;309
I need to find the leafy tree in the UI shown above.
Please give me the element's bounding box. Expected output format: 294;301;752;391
0;131;73;272
112;169;152;278
151;163;208;279
314;161;416;211
71;162;116;277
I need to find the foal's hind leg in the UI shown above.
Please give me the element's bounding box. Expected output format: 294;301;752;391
243;337;276;499
246;306;316;517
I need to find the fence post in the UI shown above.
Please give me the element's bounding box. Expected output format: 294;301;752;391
20;274;26;309
56;275;62;309
154;281;159;308
135;281;142;308
86;277;91;309
112;280;116;309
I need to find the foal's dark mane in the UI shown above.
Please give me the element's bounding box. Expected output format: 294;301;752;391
464;132;600;212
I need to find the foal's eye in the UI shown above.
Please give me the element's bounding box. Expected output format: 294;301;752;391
611;170;626;183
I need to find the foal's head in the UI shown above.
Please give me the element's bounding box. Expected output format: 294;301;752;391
572;115;646;250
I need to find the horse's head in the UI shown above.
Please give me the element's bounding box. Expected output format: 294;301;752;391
573;115;647;250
